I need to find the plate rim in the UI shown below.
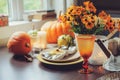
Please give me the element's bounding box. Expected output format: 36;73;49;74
40;47;80;63
37;54;83;66
41;52;80;63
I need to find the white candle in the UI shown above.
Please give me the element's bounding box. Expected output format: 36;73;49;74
37;31;47;49
30;35;39;48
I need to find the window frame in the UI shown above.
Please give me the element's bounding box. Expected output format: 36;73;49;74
8;0;53;21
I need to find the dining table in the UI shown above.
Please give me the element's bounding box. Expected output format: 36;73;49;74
0;46;115;80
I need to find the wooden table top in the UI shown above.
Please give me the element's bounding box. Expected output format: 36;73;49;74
0;47;111;80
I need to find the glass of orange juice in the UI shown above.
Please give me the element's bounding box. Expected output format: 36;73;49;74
76;34;95;74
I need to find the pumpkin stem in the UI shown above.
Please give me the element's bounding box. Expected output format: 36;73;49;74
25;43;30;48
58;11;62;22
59;11;62;18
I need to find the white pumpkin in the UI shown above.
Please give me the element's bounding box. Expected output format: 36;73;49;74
108;37;120;56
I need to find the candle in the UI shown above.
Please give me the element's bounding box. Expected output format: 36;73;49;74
30;35;39;48
37;31;47;49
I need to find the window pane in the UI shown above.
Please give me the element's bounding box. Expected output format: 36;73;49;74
0;0;8;14
23;0;42;11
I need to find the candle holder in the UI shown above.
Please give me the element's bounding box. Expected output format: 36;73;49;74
30;31;47;57
37;31;47;49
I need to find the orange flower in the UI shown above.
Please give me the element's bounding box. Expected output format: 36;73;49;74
98;11;111;20
66;5;76;16
81;14;96;24
59;14;67;22
89;15;96;24
105;19;115;32
83;1;89;6
107;25;115;32
84;1;96;13
67;15;74;22
85;22;94;29
81;14;88;24
81;17;88;24
75;6;84;15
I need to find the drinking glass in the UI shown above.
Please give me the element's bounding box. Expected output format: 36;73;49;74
76;34;95;73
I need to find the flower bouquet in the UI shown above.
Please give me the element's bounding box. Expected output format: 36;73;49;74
60;1;120;35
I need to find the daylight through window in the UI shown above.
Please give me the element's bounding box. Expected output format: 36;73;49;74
23;0;43;12
0;0;8;15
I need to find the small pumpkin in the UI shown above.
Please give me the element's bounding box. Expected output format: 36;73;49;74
57;34;74;47
41;15;74;43
7;31;32;55
108;37;120;56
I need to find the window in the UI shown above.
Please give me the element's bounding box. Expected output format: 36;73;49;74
0;0;8;15
23;0;43;12
0;0;53;21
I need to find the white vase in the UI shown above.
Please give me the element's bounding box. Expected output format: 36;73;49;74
88;35;108;65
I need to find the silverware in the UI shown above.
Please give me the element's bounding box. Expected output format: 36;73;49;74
96;39;111;58
96;29;118;58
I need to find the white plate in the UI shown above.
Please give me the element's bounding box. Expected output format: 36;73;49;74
37;54;83;66
40;48;80;63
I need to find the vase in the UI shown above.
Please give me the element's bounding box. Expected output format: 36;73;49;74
88;35;108;65
75;34;95;73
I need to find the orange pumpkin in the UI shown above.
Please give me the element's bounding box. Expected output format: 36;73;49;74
7;31;32;55
41;21;74;43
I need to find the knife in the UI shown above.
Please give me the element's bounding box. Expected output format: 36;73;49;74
96;39;111;58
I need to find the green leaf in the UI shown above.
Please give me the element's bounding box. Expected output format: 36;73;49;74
94;26;104;34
